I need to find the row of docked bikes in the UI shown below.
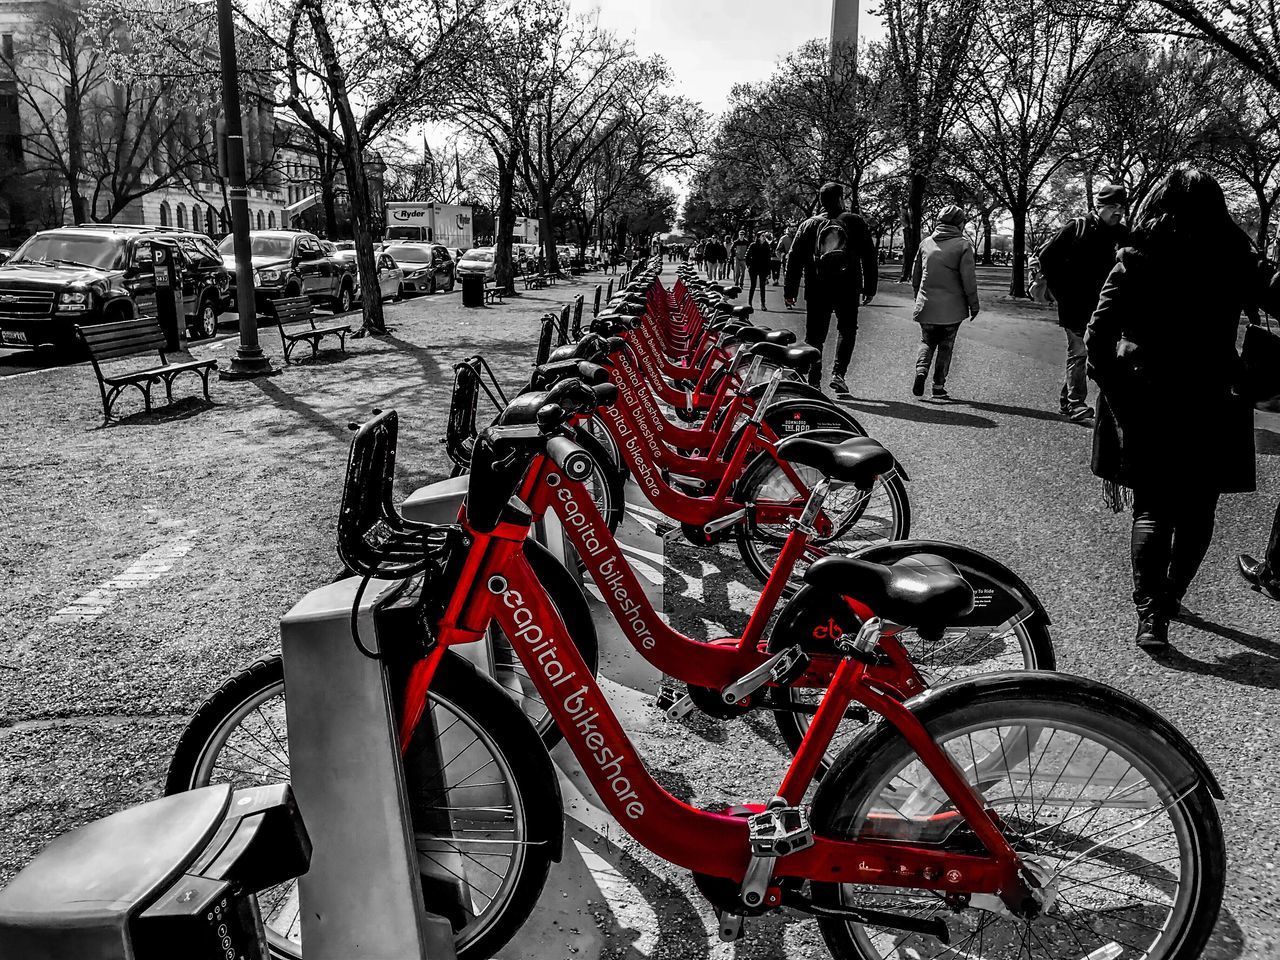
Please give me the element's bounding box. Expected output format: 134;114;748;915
0;257;1226;960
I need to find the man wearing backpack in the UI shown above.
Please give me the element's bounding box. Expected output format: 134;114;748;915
784;182;878;393
1037;183;1129;423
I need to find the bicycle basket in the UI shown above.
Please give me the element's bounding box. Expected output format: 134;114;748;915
446;362;482;467
535;313;557;366
338;410;440;579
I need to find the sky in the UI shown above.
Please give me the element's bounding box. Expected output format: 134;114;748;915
566;0;880;116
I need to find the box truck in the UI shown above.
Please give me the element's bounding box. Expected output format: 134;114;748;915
384;202;474;248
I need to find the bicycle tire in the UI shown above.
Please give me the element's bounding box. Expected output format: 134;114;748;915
810;676;1224;960
733;428;910;585
166;652;561;960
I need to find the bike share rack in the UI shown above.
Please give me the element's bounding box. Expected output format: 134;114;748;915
279;412;458;960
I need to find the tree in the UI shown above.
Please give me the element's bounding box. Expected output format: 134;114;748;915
1062;41;1216;211
2;0;220;224
1198;59;1280;247
957;0;1116;296
451;0;563;294
877;0;983;280
516;20;686;272
101;0;489;333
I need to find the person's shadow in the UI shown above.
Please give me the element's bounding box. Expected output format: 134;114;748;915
841;396;997;429
1152;611;1280;689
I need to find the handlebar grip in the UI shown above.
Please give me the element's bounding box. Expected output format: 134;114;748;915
546;435;594;482
591;382;618;406
575;361;609;385
544;377;597;414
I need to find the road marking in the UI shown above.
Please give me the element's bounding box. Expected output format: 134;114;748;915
48;529;201;624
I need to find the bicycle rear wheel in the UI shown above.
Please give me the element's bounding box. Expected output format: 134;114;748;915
810;679;1224;960
166;653;560;960
734;429;909;585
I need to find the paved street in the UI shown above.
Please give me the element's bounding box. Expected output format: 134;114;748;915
1;266;1277;957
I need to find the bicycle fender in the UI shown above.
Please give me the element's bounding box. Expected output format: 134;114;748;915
812;672;1222;834
847;539;1051;631
440;650;568;861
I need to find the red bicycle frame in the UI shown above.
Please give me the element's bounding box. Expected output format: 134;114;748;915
399;511;1028;902
515;454;918;696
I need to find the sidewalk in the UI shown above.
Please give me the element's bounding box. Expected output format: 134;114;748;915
1;265;1277;957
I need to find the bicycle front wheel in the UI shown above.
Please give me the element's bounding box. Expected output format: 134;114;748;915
166;653;560;960
810;679;1224;960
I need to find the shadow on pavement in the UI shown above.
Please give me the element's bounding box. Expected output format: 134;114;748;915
1255;428;1280;456
840;396;997;429
250;376;352;443
108;395;216;428
954;398;1074;425
1154;612;1280;689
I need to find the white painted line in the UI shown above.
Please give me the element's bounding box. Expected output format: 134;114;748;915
48;529;201;625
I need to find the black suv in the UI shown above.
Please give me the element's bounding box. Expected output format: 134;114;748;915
216;230;356;314
0;225;230;354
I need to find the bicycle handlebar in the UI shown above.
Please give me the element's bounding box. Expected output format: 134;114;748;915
546;435;594;482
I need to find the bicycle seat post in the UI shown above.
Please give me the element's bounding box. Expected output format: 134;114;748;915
792;477;832;535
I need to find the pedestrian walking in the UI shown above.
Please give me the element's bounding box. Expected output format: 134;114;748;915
1237;504;1280;601
783;182;878;393
692;240;704;272
775;227;795;286
746;231;773;310
730;231;750;287
910;204;979;400
706;237;725;280
1085;167;1270;651
1038;183;1130;423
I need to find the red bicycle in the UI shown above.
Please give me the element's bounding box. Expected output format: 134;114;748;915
173;402;1224;960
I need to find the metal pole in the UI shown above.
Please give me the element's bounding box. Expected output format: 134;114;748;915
216;0;273;377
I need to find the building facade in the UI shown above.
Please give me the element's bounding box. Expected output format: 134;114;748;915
0;0;381;241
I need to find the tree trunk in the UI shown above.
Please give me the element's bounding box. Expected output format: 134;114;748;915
494;146;517;295
300;0;383;332
898;170;927;282
981;211;993;265
321;157;339;238
1256;189;1271;250
538;185;557;273
1009;204;1028;299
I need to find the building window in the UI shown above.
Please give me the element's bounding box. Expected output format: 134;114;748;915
2;35;13;60
191;203;200;233
176;204;186;228
159;201;170;226
206;207;215;236
268;211;275;228
256;209;264;229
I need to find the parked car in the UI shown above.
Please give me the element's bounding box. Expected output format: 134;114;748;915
354;251;405;303
456;246;496;282
217;229;356;315
0;224;230;353
383;242;455;294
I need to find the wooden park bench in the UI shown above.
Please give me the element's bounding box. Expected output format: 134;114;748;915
77;318;217;425
523;273;549;290
270;296;351;365
483;281;505;305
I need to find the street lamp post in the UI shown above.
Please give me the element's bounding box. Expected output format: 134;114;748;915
215;0;272;377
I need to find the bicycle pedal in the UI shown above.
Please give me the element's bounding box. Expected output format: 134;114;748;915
748;799;815;858
768;645;810;687
716;910;744;943
660;525;685;544
664;694;695;720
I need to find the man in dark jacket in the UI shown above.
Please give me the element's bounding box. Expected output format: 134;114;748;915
1038;183;1129;423
784;182;878;392
746;231;773;310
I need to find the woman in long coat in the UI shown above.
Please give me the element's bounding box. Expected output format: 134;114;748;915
1085;167;1265;651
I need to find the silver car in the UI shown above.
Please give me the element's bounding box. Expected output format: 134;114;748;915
456;246;496;281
